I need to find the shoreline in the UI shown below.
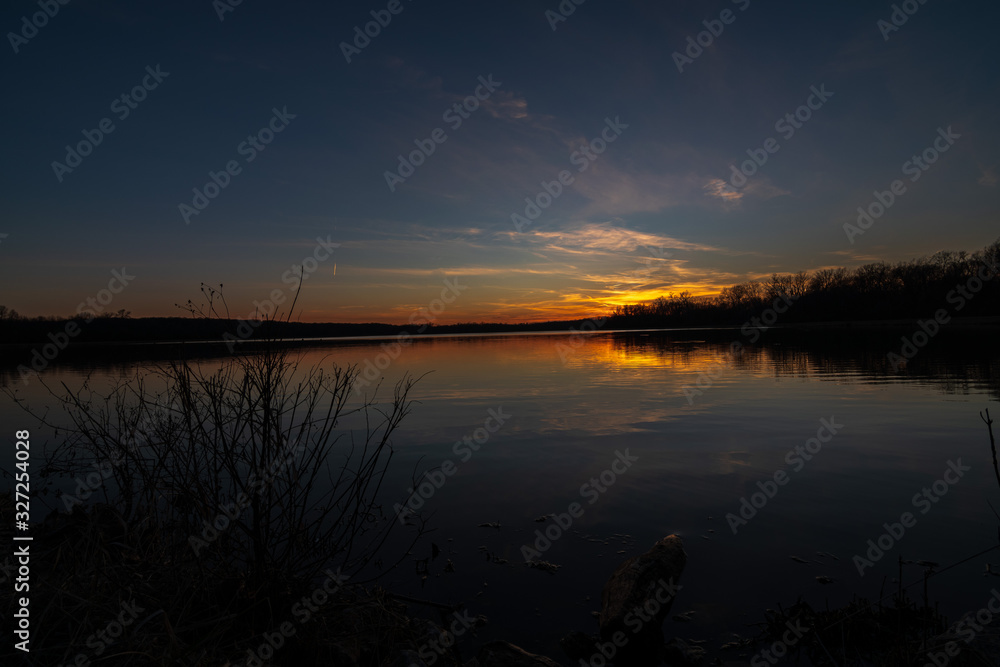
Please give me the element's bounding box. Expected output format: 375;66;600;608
1;315;999;354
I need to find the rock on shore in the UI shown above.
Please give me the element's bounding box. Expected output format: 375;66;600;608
598;534;687;664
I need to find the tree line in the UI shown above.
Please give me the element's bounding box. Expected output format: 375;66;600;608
1;239;998;344
605;239;1000;328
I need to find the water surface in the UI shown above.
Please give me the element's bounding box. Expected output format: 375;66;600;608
3;327;999;663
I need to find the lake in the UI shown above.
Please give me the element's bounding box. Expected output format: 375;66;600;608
3;325;999;664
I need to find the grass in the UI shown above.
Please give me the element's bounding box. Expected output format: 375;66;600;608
2;332;436;665
736;410;1000;667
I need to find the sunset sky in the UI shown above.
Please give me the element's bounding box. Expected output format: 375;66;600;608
2;0;998;323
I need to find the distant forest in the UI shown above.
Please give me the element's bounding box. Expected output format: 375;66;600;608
1;239;998;346
605;238;1000;329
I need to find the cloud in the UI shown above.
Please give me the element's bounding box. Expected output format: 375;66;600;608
347;265;569;277
826;249;885;263
568;163;701;218
383;56;445;93
703;177;790;207
513;221;724;256
703;178;743;205
482;91;530;121
384;57;534;127
978;166;998;188
745;179;791;200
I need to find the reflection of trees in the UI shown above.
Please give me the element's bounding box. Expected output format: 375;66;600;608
610;329;1000;402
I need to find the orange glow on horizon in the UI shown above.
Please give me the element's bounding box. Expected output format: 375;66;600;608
296;285;728;325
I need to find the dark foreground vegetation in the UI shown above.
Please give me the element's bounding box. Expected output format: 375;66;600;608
1;343;437;665
1;240;998;348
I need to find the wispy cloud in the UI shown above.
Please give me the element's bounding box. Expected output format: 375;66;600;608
703;177;790;207
979;166;998;188
703;178;743;205
505;221;725;255
482;91;530;121
347;265;569;277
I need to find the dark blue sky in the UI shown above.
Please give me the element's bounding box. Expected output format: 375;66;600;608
2;0;998;322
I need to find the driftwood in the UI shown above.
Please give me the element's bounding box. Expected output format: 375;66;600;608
598;534;687;665
466;640;562;666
